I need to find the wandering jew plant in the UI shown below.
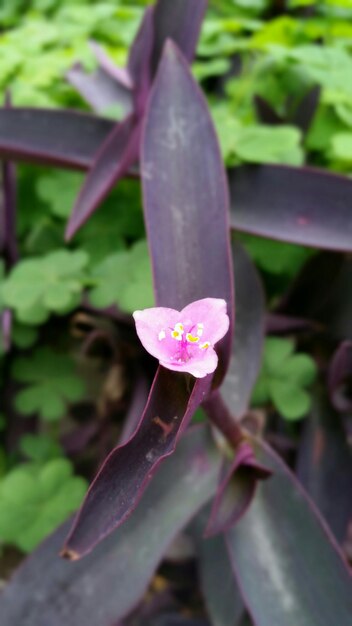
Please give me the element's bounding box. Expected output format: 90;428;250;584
0;1;352;625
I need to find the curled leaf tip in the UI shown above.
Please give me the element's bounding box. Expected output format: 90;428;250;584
133;298;229;378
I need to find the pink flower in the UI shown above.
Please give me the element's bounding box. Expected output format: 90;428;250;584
133;298;229;378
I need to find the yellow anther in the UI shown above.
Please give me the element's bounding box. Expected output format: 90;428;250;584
186;333;200;344
171;330;182;341
200;342;210;350
175;323;184;333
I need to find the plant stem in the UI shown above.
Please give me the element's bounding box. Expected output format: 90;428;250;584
203;389;244;450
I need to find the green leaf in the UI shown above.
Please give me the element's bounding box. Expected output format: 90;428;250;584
239;234;314;276
13;347;85;421
89;239;154;313
0;458;87;552
330;132;352;162
252;338;317;420
269;379;312;420
2;249;88;324
36;171;83;219
265;337;294;371
20;434;62;463
235;125;304;166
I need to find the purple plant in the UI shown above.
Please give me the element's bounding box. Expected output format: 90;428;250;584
0;1;352;625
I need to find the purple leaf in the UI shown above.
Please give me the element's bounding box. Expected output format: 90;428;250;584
205;441;271;537
66;63;133;116
152;0;207;73
128;7;155;115
142;41;234;381
89;41;133;88
226;438;352;626
119;371;151;445
221;242;265;418
296;400;352;543
0;426;221;625
230;165;352;252
63;41;233;557
253;96;282;125
65;114;141;239
62;368;211;558
328;341;352;412
1;161;18;267
0;108;114;170
293;85;320;134
266;313;317;334
193;516;245;626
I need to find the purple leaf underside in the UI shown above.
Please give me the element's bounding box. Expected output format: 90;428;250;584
221;241;265;418
0;426;221;626
205;441;271;537
328;341;352;412
293;85;321;134
142;41;234;380
226;438;352;626
64;41;234;557
66;63;133;116
151;0;207;74
128;6;155;114
65;114;141;239
192;513;245;626
63;368;211;558
296;400;352;543
230;164;352;252
0;108;114;170
253;96;282;125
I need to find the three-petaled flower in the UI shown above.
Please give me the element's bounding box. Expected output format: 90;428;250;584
133;298;229;378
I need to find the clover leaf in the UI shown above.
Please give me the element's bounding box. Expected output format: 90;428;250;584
238;234;314;277
88;239;154;313
76;180;145;265
36;170;83;219
0;458;87;552
13;346;85;421
2;249;89;324
252;337;317;420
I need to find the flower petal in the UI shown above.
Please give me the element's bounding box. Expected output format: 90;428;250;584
133;306;180;361
160;347;218;378
181;298;229;345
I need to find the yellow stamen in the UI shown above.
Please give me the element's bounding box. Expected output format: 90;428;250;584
200;342;210;350
186;333;200;344
171;330;182;341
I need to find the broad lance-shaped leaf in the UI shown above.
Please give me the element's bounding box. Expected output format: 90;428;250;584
221;241;265;418
230;164;352;252
202;392;271;537
65;114;141;240
128;6;155;115
191;511;245;626
0;426;222;626
328;341;352;412
226;438;352;626
65;7;155;239
296;399;352;544
66;63;133;117
152;0;207;73
63;368;210;557
63;42;234;557
0;108;114;170
142;41;234;378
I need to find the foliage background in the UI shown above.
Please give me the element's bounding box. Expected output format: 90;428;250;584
0;0;352;572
